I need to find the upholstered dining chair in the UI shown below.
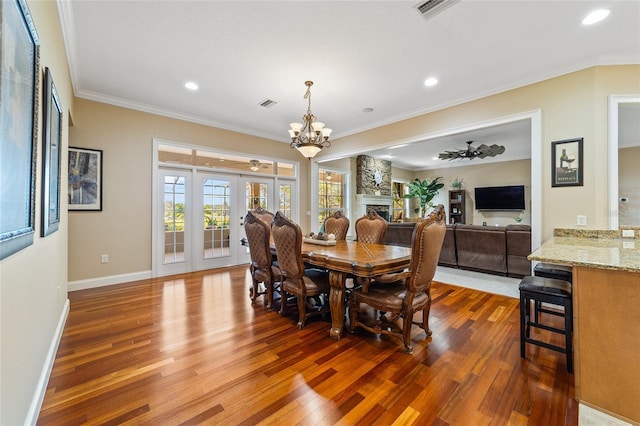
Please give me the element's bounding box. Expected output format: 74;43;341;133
323;210;350;241
355;209;388;244
251;206;275;228
348;205;446;353
271;212;331;329
243;210;280;310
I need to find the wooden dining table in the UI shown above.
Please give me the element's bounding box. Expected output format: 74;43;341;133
300;240;412;339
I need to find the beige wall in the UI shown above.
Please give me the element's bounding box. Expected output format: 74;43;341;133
68;99;304;282
319;65;640;240
421;159;531;226
0;1;75;424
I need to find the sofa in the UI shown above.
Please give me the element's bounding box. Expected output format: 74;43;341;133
384;222;531;277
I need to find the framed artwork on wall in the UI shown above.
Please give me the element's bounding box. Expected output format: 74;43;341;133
41;67;63;236
68;147;103;211
551;138;583;187
0;0;40;260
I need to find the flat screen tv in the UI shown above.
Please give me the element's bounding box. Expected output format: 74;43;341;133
474;185;525;210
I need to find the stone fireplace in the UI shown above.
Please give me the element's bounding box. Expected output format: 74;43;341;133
355;155;393;221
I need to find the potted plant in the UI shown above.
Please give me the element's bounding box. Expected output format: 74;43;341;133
451;176;464;190
404;177;445;217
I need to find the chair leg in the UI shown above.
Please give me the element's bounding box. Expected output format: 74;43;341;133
348;297;358;332
265;278;273;310
250;277;260;302
424;300;432;337
279;286;287;317
296;294;307;329
520;294;527;358
565;299;574;373
402;309;414;354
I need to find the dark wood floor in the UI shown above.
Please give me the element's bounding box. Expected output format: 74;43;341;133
38;265;576;425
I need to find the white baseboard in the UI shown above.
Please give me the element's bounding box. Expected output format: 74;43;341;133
68;270;152;292
25;298;70;426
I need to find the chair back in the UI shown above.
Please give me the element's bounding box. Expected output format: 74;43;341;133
355;210;388;244
251;206;275;226
323;210;350;240
406;205;447;293
271;212;305;280
243;211;273;270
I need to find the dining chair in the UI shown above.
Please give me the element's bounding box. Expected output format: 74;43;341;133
243;210;281;310
251;206;275;227
348;205;446;353
355;209;388;244
323;210;350;240
271;212;330;329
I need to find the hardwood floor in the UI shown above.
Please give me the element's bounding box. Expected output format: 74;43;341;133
38;265;576;425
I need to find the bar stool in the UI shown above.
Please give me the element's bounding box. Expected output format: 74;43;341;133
519;275;573;373
533;262;572;322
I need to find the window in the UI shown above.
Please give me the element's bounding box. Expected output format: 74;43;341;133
392;181;408;222
279;182;293;218
318;169;346;226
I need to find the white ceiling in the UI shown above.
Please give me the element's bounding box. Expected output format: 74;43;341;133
58;0;640;169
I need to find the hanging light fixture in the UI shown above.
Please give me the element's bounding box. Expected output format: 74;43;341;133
249;160;260;171
289;81;332;159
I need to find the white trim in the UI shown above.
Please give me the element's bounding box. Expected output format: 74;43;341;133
25;299;70;426
608;94;640;230
68;270;152;292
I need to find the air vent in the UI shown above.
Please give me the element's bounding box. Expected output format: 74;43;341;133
415;0;457;19
258;99;278;108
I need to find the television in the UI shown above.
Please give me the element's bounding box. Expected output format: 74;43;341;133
474;185;525;210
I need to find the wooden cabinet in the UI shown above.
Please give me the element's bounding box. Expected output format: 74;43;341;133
449;190;466;224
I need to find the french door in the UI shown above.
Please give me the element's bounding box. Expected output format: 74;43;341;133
155;168;277;276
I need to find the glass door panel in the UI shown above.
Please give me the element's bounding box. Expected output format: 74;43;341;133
157;169;192;276
195;173;238;270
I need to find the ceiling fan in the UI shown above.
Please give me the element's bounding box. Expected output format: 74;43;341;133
438;140;506;161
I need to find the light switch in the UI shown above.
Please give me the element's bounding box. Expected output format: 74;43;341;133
576;215;587;226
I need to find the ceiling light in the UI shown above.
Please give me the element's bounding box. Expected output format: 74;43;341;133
424;77;438;87
362;107;374;113
249;160;260;171
184;81;199;91
582;9;610;25
288;81;332;159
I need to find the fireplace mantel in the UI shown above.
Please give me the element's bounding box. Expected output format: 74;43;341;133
355;194;393;220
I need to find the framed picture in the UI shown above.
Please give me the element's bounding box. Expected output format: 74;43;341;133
0;0;40;260
551;138;583;187
68;147;103;211
41;68;63;236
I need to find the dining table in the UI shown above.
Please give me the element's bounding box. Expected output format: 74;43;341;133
300;240;412;339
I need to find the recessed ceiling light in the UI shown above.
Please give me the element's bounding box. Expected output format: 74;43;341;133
185;81;199;91
424;77;438;87
432;156;439;160
582;9;610;25
362;107;374;113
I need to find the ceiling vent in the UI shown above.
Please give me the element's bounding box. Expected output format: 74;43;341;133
415;0;458;19
258;99;278;108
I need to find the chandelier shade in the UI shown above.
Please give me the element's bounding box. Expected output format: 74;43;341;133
289;81;332;159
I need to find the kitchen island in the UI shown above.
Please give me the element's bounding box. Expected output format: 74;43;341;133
528;229;640;424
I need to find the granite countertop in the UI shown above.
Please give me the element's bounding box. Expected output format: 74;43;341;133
529;232;640;273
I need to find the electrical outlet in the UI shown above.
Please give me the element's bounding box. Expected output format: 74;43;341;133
576;215;587;226
622;229;635;238
101;254;109;263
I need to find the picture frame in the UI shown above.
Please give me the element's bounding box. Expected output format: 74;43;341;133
0;0;40;260
41;67;63;236
68;147;103;211
551;138;583;187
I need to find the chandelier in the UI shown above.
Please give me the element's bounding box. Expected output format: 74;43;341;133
289;81;332;159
